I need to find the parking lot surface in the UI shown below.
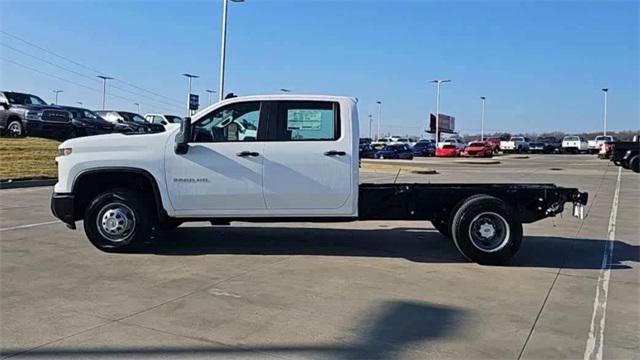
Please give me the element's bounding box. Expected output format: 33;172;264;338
1;155;638;359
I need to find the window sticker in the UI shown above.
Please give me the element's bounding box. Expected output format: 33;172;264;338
287;109;323;130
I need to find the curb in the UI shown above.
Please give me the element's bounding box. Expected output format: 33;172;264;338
0;178;57;189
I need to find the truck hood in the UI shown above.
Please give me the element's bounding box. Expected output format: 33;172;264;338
59;126;178;153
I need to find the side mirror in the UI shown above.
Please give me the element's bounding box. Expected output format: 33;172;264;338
175;117;192;155
0;98;10;109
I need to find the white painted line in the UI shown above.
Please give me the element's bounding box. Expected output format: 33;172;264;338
0;220;59;232
584;166;621;360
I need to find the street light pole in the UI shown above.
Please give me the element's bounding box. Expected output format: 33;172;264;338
206;89;216;105
182;73;199;116
52;90;63;104
97;75;114;110
480;96;486;141
429;79;451;143
602;88;608;136
376;101;382;140
219;0;244;102
368;114;373;139
134;102;140;113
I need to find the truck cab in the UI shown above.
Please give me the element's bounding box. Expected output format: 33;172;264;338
51;94;587;265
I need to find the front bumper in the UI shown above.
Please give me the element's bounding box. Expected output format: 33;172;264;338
27;120;72;136
51;192;76;229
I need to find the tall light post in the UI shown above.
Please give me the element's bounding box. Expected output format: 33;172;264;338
219;0;244;102
429;79;451;143
480;96;486;141
134;102;140;113
52;89;63;104
376;101;382;140
602;88;608;135
206;89;216;105
182;73;199;116
368;114;373;139
97;75;113;110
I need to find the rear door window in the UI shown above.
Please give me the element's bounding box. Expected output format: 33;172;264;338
274;101;340;141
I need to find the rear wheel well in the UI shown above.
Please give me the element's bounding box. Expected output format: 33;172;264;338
73;170;162;222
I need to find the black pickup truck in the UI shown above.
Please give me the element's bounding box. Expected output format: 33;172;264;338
610;137;639;173
0;91;73;138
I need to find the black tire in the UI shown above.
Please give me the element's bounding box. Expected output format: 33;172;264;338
7;119;24;137
621;161;630;169
451;195;522;265
630;155;640;173
84;189;154;252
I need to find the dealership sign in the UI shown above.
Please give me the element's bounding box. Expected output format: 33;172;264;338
189;94;199;111
428;113;455;133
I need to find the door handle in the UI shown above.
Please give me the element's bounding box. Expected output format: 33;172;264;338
324;150;346;156
236;151;260;157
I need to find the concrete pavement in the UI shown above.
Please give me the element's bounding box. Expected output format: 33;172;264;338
1;154;638;359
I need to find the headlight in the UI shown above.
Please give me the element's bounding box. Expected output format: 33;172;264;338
26;110;42;120
57;148;72;157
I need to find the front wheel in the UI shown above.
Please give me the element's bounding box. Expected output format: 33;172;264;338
7;119;24;137
84;189;154;252
629;155;640;173
451;195;522;265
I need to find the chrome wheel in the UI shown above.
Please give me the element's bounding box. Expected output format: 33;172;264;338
96;202;136;243
8;121;23;136
468;211;510;253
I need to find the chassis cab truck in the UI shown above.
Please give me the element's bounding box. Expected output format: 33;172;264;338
51;95;588;265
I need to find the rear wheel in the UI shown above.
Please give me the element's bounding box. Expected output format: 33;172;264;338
451;195;522;265
84;189;154;252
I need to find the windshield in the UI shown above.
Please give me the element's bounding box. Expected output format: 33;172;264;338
564;136;580;141
511;137;524;141
383;145;403;151
469;142;485;147
131;114;148;124
165;115;183;124
5;92;47;106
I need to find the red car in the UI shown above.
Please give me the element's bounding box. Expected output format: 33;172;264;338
462;141;494;157
435;144;460;157
485;138;502;153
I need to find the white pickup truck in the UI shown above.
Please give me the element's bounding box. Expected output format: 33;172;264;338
51;94;587;265
500;136;530;153
562;135;589;154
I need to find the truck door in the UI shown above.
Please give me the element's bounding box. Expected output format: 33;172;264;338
261;100;355;213
165;101;267;212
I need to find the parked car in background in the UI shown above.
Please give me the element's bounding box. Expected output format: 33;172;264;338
462;141;493;157
0;90;72;138
359;137;372;145
438;138;466;151
359;143;377;159
500;136;530;153
436;143;461;157
374;144;414;160
411;140;436;157
97;111;165;133
485;137;502;153
562;135;589;154
588;135;618;154
145;114;183;129
57;106;115;137
609;136;639;172
529;137;561;154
